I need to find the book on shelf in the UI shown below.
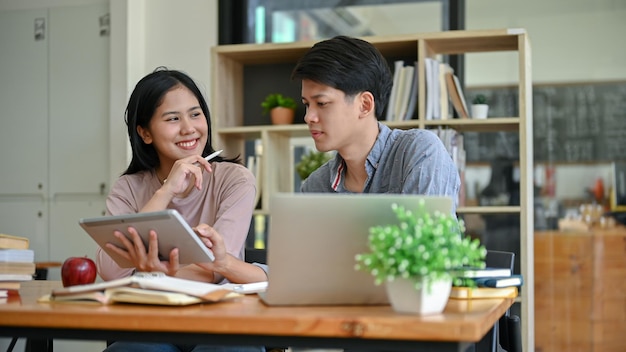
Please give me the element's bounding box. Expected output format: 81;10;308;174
384;60;420;121
445;72;469;118
452;133;466;207
438;62;453;120
431;128;466;207
0;262;36;275
0;249;35;263
0;234;29;250
246;139;263;209
385;60;404;121
449;286;518;300
424;58;436;120
45;272;267;306
394;65;414;121
473;275;524;288
402;61;419;120
449;267;512;278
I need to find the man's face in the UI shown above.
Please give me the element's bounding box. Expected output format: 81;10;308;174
300;79;364;153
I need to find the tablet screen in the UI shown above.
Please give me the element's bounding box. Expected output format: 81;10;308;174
79;210;215;268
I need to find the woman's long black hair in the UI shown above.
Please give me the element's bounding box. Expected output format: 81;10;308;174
123;67;239;175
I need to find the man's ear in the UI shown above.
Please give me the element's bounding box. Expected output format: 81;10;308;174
137;126;152;144
358;91;375;118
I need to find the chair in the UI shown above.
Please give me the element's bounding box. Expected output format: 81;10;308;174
474;250;523;352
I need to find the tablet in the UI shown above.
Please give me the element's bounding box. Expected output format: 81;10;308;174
79;210;215;268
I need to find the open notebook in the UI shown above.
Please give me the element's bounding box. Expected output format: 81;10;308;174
259;193;453;306
42;272;267;306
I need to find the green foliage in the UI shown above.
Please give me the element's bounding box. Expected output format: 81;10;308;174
295;150;333;180
355;201;486;288
261;93;298;115
472;94;488;105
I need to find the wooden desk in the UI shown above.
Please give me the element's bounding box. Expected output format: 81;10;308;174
0;281;514;351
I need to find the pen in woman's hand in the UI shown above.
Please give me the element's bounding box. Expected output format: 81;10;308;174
195;149;222;166
163;150;222;185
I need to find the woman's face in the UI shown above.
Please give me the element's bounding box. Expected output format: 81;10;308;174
137;86;208;168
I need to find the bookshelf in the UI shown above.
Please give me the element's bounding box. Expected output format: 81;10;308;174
212;28;533;350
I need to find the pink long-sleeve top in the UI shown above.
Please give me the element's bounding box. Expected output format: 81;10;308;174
96;161;256;282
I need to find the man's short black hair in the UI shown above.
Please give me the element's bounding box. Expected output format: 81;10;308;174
292;36;392;118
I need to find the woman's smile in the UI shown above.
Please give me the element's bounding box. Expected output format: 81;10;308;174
177;139;200;150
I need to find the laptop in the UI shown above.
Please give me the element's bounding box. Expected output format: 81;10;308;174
259;193;453;306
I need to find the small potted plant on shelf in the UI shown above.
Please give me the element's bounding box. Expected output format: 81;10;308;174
471;94;489;119
295;149;334;181
355;200;486;315
261;93;298;125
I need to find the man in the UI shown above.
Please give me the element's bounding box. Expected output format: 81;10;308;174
292;35;460;211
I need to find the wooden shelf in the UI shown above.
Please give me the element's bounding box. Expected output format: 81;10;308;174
212;28;533;351
217;124;310;139
457;205;521;214
422;118;519;132
217;117;520;138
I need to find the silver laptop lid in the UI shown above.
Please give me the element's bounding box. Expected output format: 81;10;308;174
260;193;453;306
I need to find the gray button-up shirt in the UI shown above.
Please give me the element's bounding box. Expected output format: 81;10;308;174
301;122;460;213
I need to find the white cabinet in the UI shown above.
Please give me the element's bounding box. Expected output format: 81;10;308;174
0;3;109;263
0;9;48;196
49;5;110;196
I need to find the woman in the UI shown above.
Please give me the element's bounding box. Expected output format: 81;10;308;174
98;67;266;352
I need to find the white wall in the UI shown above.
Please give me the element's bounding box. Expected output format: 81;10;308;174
467;0;626;85
109;0;218;183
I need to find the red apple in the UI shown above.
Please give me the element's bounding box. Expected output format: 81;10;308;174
61;256;97;287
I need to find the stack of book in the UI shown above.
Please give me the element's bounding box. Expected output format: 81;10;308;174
385;60;418;122
449;267;523;299
0;233;36;297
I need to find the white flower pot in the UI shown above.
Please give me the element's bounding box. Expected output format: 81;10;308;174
385;276;452;315
471;104;489;119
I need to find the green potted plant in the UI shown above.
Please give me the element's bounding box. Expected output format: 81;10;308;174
471;94;489;119
355;200;486;314
295;149;333;180
261;93;298;125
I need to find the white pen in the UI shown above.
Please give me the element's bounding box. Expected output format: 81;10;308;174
204;149;223;162
163;150;223;184
192;149;222;166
